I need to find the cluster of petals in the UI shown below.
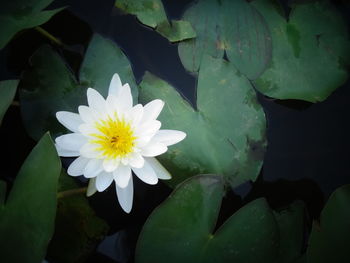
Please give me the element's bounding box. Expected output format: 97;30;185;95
55;73;186;212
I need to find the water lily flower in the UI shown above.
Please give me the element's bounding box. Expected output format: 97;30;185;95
55;73;186;213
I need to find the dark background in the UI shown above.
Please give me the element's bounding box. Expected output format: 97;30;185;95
0;0;349;262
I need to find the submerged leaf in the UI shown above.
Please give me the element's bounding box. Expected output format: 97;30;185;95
178;0;272;79
47;170;109;263
0;0;64;49
139;56;266;188
252;0;350;102
0;79;18;124
20;34;138;140
0;133;61;263
307;184;350;263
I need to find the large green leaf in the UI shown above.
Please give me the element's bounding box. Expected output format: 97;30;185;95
47;170;109;263
307;184;350;263
0;80;18;124
135;175;279;263
0;0;64;49
252;0;350;102
115;0;196;42
139;56;266;188
0;133;61;263
19;34;138;140
178;0;272;80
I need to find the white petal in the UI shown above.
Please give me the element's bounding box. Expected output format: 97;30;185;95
141;142;167;157
79;123;100;137
103;158;119;172
87;88;106;113
128;153;144;168
145;157;171;180
56;111;83;132
106;94;119;116
113;165;132;188
86;178;97;197
84;159;103;178
96;171;114;192
108;73;122;96
80;143;100;158
116;176;134;213
55;133;87;151
67;156;89;176
55;144;80;157
135;120;161;137
129;104;143;127
142;99;164;123
132;160;158;185
78;105;95;123
116;83;132;111
152;130;186;146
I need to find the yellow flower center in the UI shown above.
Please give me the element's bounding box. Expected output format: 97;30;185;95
90;115;136;159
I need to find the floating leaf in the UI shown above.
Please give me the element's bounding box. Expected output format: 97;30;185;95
0;0;64;49
0;79;18;124
19;34;138;140
135;175;280;263
0;133;61;263
307;184;350;263
252;0;350;102
47;170;109;263
115;0;196;42
178;0;272;79
139;55;266;188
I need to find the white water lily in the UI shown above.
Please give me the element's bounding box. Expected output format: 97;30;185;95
55;73;186;213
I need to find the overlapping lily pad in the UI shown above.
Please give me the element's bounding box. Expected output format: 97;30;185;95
19;34;138;140
0;0;64;49
0;133;61;263
136;175;307;263
178;0;272;80
252;0;350;102
0;80;18;124
307;184;350;263
47;170;109;263
139;55;266;188
115;0;196;42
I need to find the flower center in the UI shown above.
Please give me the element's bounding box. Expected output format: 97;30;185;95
91;115;136;159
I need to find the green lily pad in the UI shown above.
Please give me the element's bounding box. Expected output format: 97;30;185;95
19;34;138;140
135;175;280;263
0;133;61;263
252;0;350;102
307;184;350;263
0;80;18;124
178;0;272;80
139;55;266;188
0;0;64;49
47;170;109;263
115;0;196;42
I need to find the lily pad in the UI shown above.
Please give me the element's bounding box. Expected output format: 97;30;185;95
19;34;138;140
115;0;196;42
0;79;18;124
0;133;61;263
307;184;350;263
178;0;272;80
0;0;64;49
252;0;350;102
136;175;280;263
139;55;266;188
47;170;109;263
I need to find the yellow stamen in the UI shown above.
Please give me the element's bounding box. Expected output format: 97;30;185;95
90;114;136;159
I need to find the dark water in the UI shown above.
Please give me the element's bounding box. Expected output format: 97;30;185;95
1;0;350;262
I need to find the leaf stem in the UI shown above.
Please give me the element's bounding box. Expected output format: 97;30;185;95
57;187;87;199
35;26;64;47
11;101;20;107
